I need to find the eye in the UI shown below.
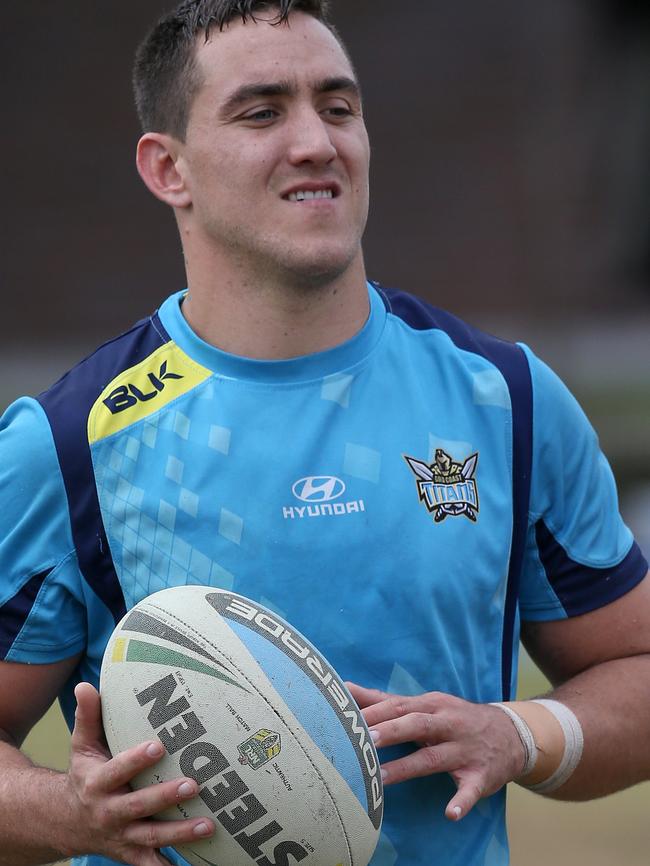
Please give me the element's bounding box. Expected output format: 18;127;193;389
242;107;278;124
321;99;355;121
326;106;352;117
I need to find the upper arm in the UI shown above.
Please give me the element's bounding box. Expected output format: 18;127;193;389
0;397;86;665
0;655;82;747
521;571;650;686
517;347;646;623
515;348;650;685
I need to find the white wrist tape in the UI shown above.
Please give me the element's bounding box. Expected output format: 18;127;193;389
526;699;584;794
490;702;538;778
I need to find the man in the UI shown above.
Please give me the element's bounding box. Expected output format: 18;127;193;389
0;2;648;865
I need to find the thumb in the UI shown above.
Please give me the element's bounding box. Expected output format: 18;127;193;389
71;682;107;753
445;774;484;822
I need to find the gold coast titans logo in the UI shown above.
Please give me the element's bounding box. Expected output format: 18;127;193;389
404;449;479;523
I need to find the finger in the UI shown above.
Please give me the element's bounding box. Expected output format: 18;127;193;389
95;739;167;793
380;743;459;786
133;848;176;866
360;694;435;728
116;846;174;866
370;711;449;749
445;772;485;822
122;816;215;849
345;682;391;709
71;682;109;755
365;692;449;729
111;777;201;822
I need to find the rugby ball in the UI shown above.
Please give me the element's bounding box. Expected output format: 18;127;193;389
100;585;383;866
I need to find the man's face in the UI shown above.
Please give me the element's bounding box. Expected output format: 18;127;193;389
176;11;370;286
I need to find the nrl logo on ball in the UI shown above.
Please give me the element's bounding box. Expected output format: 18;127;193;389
237;729;282;770
404;448;479;523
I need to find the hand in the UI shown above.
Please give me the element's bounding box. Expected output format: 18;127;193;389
62;682;215;865
348;684;526;822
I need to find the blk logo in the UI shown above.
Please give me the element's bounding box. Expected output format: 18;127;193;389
292;476;346;503
103;361;183;415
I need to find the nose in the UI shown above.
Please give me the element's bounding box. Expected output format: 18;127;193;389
286;108;337;166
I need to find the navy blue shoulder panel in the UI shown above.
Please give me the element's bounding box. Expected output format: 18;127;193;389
378;285;533;700
37;313;171;625
0;569;51;658
536;522;648;616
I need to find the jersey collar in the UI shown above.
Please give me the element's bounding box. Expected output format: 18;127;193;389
157;283;386;384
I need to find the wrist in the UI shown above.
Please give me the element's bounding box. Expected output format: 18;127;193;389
0;763;76;866
491;698;584;792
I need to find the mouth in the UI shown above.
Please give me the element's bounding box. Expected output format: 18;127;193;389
282;184;340;202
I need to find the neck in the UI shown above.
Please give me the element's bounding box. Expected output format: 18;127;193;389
181;252;370;360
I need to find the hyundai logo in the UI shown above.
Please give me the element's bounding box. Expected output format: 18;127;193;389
292;476;346;503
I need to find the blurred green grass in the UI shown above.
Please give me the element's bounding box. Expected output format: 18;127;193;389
22;658;650;865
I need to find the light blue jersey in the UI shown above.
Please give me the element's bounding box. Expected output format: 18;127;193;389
1;284;646;866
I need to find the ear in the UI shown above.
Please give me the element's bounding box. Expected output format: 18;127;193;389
136;132;192;208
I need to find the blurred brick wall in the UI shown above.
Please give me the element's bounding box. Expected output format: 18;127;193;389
3;0;649;344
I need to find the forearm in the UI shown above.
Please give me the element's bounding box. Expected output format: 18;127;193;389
0;738;77;866
546;653;650;798
507;654;650;800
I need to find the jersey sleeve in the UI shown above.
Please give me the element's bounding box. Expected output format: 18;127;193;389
0;397;87;661
518;346;647;622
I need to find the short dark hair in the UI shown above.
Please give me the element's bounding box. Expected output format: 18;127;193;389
133;0;343;140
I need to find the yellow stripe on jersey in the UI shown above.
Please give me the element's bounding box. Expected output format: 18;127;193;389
88;342;212;444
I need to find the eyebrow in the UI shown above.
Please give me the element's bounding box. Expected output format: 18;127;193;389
219;75;361;117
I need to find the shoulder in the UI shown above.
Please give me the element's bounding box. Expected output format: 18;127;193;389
37;309;171;427
0;400;65;518
0;397;69;499
375;284;535;416
1;394;54;454
0;307;171;485
376;283;530;371
35;302;188;460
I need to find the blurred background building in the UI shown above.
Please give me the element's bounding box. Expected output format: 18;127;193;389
4;1;650;328
3;1;649;556
3;1;650;863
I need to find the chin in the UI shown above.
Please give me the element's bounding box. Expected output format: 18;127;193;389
281;247;361;287
286;264;352;290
